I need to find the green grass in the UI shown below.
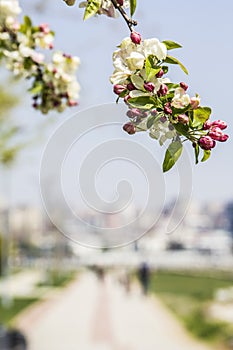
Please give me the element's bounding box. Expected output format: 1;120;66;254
0;297;38;325
149;270;233;347
150;270;233;301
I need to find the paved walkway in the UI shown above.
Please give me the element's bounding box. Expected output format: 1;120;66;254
15;272;212;350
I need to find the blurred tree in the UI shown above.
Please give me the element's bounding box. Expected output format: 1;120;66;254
0;87;22;166
0;86;21;277
0;234;2;275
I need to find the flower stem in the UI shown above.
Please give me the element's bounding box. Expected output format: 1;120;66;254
110;0;137;32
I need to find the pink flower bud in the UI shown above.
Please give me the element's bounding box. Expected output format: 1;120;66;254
68;100;78;107
219;134;229;142
208;127;223;141
180;82;188;91
199;136;216;150
124;95;131;104
203;120;212;130
211;120;227;130
160;116;167;123
130;31;142;45
127;108;142;118
63;53;72;59
39;23;50;34
12;21;20;31
142;111;149;118
164;103;172;115
190;97;200;109
123;122;136;135
117;0;124;5
178;114;189;124
144;82;155;92
157;84;168;96
156;69;164;78
151;109;157;116
113;84;126;95
127;83;136;91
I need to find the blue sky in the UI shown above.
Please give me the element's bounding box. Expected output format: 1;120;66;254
3;0;233;207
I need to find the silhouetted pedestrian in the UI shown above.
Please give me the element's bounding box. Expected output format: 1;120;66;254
138;262;150;295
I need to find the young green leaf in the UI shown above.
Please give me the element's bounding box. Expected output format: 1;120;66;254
145;56;161;81
164;55;189;75
173;122;189;137
162;40;182;50
146;115;156;129
130;0;137;17
193;107;211;127
163;141;183;172
131;75;145;90
29;83;43;94
83;0;101;20
128;96;156;110
24;16;32;28
201;149;211;162
20;16;32;35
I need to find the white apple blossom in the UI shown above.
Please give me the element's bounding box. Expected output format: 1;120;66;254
143;38;167;61
0;0;21;25
126;52;145;71
35;33;54;50
171;87;191;109
110;36;167;85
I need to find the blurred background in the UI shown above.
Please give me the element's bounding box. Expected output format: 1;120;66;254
0;0;233;349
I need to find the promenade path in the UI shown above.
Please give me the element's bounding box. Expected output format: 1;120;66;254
15;272;212;350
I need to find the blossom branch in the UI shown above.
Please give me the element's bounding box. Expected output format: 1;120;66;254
110;0;137;32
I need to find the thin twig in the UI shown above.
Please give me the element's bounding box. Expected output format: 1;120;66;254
110;0;137;32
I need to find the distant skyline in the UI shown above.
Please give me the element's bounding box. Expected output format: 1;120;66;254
1;0;232;208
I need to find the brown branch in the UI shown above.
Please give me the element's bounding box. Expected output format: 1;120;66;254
110;0;137;32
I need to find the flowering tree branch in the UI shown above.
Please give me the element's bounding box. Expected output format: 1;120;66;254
0;0;229;171
0;0;80;114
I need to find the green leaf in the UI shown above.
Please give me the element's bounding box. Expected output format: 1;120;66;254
24;16;32;28
161;66;169;74
164;55;189;75
194;143;200;164
83;0;101;20
174;123;189;136
193;107;211;127
130;0;137;16
20;16;32;34
29;83;43;94
201;149;211;162
145;55;161;81
147;115;156;129
163;141;183;172
128;96;156;110
162;40;182;50
131;75;144;90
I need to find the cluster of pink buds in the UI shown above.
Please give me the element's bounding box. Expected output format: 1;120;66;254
199;119;229;150
123;122;136;134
